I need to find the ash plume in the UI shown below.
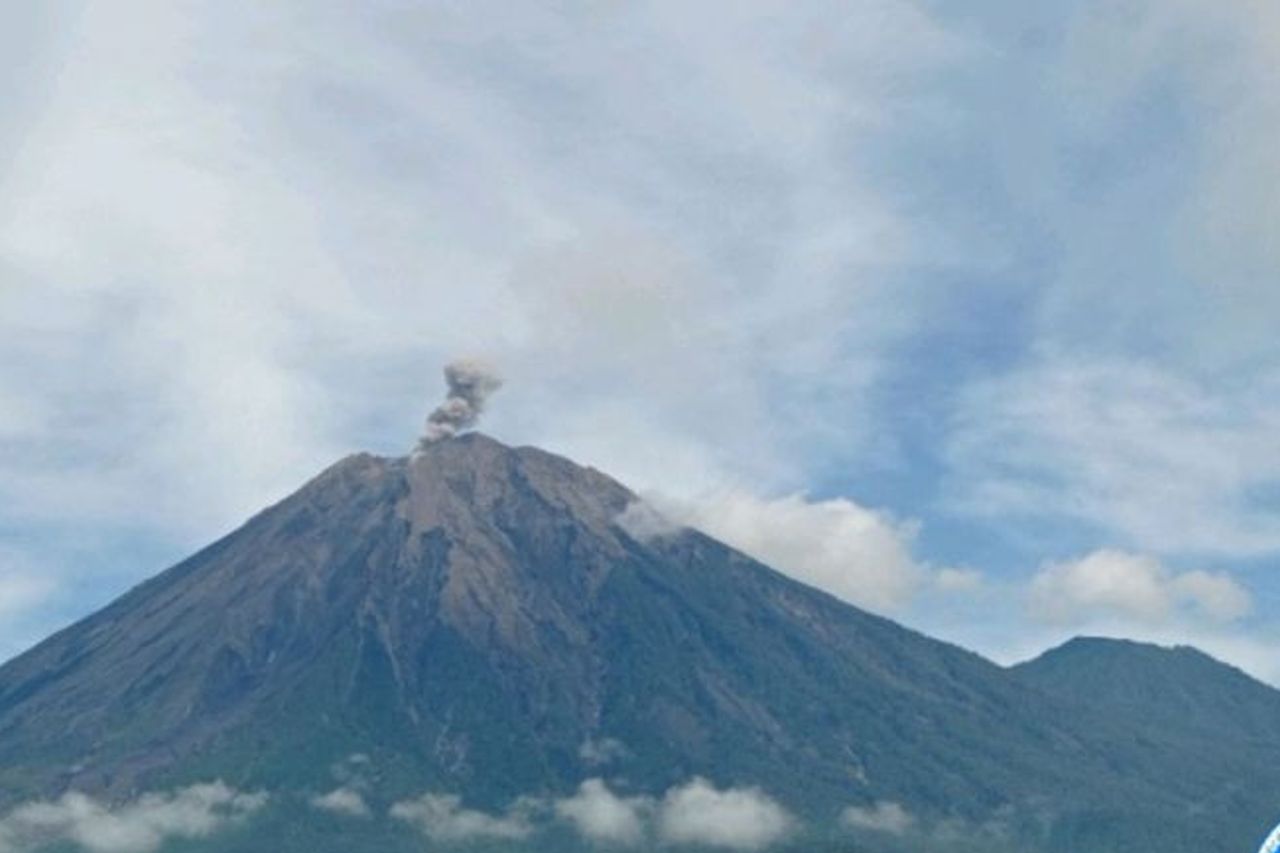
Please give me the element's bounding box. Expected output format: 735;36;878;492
417;359;504;448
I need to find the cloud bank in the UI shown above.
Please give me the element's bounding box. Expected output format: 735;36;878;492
0;783;265;853
392;778;793;850
390;793;537;842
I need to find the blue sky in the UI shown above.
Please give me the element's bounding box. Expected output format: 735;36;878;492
1;1;1278;678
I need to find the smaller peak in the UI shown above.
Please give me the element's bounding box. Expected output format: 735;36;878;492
1058;635;1142;652
240;450;404;532
1057;636;1195;656
306;451;399;487
1020;636;1212;674
333;450;391;468
1028;636;1140;663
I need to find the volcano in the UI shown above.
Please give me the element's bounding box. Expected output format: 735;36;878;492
0;434;1276;852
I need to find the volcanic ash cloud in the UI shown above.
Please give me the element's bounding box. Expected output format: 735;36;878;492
417;360;504;449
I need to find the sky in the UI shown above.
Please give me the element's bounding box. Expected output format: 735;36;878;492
1;1;1278;681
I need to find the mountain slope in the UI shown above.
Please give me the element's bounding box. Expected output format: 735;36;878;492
1015;636;1280;742
1013;636;1280;849
0;435;1277;852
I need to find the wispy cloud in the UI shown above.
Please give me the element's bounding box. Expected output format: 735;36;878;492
578;738;629;768
0;549;61;660
946;359;1280;557
0;567;56;622
840;800;914;835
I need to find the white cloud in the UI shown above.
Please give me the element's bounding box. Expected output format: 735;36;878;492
0;783;265;853
656;778;792;851
647;490;927;613
390;794;536;842
578;737;629;768
615;500;685;543
947;359;1280;557
1028;549;1251;626
840;801;914;835
392;779;795;850
310;788;370;818
554;780;649;846
1170;570;1253;622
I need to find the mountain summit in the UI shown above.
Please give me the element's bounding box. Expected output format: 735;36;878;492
0;435;1277;852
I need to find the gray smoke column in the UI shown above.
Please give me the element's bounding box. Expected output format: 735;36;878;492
417;359;504;448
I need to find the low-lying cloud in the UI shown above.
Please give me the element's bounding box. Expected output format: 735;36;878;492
657;778;793;850
392;777;793;850
578;737;629;768
390;793;537;843
554;780;649;846
840;800;914;835
310;787;370;818
0;783;265;853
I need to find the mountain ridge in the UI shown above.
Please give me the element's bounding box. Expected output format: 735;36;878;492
0;434;1277;852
